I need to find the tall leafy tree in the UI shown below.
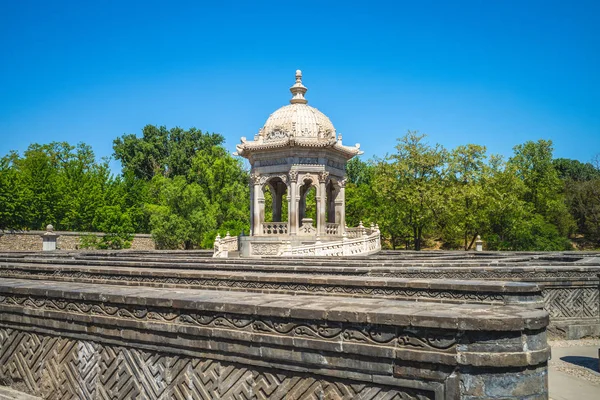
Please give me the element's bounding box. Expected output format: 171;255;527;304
113;125;224;180
509;140;575;237
0;152;29;230
445;144;488;250
553;158;600;182
374;131;447;250
146;175;218;249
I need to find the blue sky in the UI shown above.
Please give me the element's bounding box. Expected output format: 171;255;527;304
1;0;598;172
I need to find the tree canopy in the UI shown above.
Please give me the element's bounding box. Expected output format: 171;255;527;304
1;125;598;250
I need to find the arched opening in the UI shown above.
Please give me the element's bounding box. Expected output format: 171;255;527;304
263;178;288;223
299;179;317;225
326;180;339;223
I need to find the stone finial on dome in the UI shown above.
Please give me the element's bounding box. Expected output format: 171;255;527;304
290;70;308;104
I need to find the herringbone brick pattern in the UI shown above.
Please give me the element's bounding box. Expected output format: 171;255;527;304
544;287;599;319
0;328;432;400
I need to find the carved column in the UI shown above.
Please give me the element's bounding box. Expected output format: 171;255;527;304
338;178;346;236
327;181;338;224
288;171;298;235
318;171;329;236
251;173;261;236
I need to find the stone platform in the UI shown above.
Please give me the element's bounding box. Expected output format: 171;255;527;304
0;250;596;399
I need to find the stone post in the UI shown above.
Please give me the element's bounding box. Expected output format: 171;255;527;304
475;235;483;252
252;176;261;236
342;230;349;256
40;224;59;251
288;171;298;235
338;179;346;236
318;172;328;236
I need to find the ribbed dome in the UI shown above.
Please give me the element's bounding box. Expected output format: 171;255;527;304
257;70;337;142
260;103;336;141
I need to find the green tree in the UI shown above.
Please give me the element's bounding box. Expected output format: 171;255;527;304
374;131;447;250
113;125;224;180
92;205;134;249
0;152;29;230
345;157;375;227
188;145;249;242
483;154;571;251
445;144;488;250
564;177;600;247
15;143;62;229
146;175;218;249
553;158;600;181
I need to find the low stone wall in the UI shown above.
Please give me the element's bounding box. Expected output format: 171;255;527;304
0;278;549;400
0;251;597;339
0;231;155;251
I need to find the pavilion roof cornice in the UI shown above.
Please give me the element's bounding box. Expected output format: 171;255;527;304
234;137;362;159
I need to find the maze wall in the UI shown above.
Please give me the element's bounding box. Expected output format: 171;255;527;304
0;328;432;400
544;287;599;320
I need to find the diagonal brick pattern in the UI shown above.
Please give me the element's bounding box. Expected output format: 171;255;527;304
0;328;431;400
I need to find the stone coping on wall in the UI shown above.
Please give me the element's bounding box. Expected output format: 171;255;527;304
0;260;544;307
0;230;152;238
0;278;549;356
2;253;598;281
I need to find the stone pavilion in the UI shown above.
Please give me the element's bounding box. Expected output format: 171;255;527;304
215;70;381;257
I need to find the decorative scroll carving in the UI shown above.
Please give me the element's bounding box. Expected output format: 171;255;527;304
298;218;316;235
251;243;280;255
301;174;317;186
265;128;289;141
250;173;261;185
0;328;434;400
0;296;457;354
0;269;508;304
288;170;298;182
252;173;289;187
318;171;330;183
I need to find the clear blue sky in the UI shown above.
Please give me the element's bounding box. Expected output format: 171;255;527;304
1;0;598;172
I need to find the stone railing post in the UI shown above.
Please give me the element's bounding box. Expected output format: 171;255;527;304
342;230;349;256
213;233;222;257
40;224;60;251
475;235;483;252
317;172;328;237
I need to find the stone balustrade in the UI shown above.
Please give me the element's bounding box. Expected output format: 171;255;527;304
261;222;289;235
213;232;238;258
345;221;375;239
325;223;339;235
281;229;381;257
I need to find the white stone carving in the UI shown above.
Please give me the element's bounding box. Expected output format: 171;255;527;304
251;243;280;256
299;218;317;235
262;223;289;235
222;71;377;258
265;127;289;141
